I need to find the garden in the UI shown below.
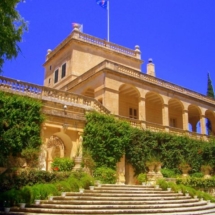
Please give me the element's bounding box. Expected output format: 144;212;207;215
1;93;215;211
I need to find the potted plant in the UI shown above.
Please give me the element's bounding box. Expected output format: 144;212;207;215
3;200;11;213
137;173;147;185
178;162;191;177
34;193;41;205
17;189;27;209
48;193;54;201
79;187;84;193
201;165;212;179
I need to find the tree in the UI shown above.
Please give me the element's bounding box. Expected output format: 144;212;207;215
207;73;215;98
206;73;214;135
0;0;27;72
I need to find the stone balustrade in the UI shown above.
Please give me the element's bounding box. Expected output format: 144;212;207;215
0;76;110;115
63;60;215;106
78;32;138;58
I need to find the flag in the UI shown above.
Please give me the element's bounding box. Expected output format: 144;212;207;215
96;0;107;9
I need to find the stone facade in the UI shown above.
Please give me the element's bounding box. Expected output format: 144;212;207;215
1;26;215;184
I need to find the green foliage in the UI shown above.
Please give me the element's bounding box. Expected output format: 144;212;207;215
0;0;27;71
176;177;215;192
157;179;215;202
137;173;147;184
83;112;215;175
0;171;94;206
207;73;215;98
83;112;131;169
191;172;204;178
94;167;117;184
0;92;44;166
161;168;178;178
0;169;71;192
51;157;75;172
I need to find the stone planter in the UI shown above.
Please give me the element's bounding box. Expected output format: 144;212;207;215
4;207;10;213
147;164;155;173
34;200;40;205
48;196;53;201
74;156;82;170
79;188;84;193
20;203;26;208
155;162;163;179
167;188;171;192
61;192;66;197
89;186;94;191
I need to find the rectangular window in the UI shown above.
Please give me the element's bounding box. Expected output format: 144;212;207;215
48;78;51;84
61;63;66;78
170;118;177;127
129;108;137;119
54;69;59;83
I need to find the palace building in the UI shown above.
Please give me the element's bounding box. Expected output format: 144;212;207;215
1;25;215;183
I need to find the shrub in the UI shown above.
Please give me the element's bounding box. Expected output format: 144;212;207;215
161;168;177;178
94;167;117;184
137;173;147;184
191;172;204;178
51;157;75;172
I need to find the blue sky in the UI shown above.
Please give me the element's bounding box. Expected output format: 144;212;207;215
2;0;215;96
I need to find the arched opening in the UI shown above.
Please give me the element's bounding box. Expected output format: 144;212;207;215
46;132;73;171
205;110;215;135
119;84;140;119
188;105;201;133
168;99;183;129
145;92;163;124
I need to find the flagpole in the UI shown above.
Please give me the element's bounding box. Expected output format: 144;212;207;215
107;0;110;42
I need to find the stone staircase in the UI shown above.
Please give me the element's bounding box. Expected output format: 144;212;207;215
5;184;215;214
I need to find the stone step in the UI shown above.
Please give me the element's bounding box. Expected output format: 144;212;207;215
65;190;183;196
30;201;208;209
41;198;199;205
4;184;215;215
9;203;215;214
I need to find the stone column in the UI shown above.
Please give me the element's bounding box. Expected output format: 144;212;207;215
139;98;146;129
200;115;207;135
162;104;169;132
183;110;189;131
117;155;125;184
74;132;83;170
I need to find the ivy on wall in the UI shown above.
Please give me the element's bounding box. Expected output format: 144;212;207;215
0;92;44;166
83;112;215;175
83;112;131;170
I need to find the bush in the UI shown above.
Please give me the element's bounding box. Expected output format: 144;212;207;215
137;173;147;184
0;169;71;192
161;168;178;178
94;167;116;184
191;172;204;178
51;157;75;172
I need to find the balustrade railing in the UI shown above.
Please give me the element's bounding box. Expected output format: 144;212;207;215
0;76;110;114
65;60;215;106
78;32;137;58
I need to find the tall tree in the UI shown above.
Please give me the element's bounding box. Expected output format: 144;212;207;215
206;73;215;135
207;73;215;98
0;0;27;72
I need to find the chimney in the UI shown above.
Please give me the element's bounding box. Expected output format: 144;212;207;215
147;58;155;77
